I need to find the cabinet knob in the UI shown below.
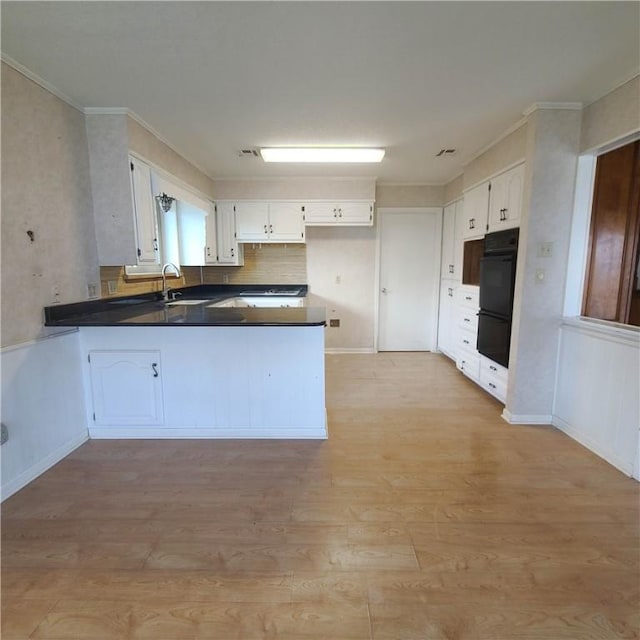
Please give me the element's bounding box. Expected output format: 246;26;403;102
338;208;342;218
490;365;497;371
231;248;234;257
269;224;273;233
264;225;268;234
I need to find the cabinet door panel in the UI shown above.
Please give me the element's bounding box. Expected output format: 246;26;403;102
304;203;337;224
204;203;219;264
268;202;305;242
130;158;159;264
488;172;507;230
235;202;269;241
337;202;373;225
215;203;236;263
503;164;524;228
453;199;465;278
89;351;164;426
463;183;489;240
441;204;455;277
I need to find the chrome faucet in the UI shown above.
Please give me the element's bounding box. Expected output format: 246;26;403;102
161;263;181;301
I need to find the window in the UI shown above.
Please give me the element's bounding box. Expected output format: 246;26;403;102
583;140;640;326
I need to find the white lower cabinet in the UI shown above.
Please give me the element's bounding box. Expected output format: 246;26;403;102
88;350;164;426
456;351;480;381
81;326;326;438
479;355;508;402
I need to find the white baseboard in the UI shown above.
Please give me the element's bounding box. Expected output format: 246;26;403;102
1;431;89;501
552;415;636;478
501;409;552;425
89;427;328;439
324;348;375;354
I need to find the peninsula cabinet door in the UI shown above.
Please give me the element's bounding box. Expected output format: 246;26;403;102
88;351;164;426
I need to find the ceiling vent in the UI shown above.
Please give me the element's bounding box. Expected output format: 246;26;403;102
238;149;260;158
435;148;456;157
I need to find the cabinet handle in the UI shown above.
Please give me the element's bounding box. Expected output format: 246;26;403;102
449;264;454;274
338;208;342;218
489;365;497;372
206;247;211;257
463;318;470;323
152;363;159;378
465;296;472;301
489;382;496;389
463;339;470;345
448;288;453;297
333;208;338;218
153;238;158;251
469;218;475;229
269;224;273;233
231;248;234;257
264;225;268;234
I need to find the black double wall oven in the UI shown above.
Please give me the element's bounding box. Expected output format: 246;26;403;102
477;228;519;368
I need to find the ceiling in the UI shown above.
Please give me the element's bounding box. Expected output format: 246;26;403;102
2;2;639;184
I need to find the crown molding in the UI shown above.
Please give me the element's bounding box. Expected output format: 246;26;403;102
1;54;84;112
84;107;129;115
584;71;640;108
463;116;528;168
522;102;583;117
376;181;445;187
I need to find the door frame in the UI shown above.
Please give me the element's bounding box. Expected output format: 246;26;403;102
374;207;443;352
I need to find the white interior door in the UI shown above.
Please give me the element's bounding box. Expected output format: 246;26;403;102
377;208;442;351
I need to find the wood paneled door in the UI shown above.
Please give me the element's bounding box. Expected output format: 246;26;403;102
583;139;640;325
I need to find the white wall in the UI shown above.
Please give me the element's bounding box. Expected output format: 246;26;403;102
1;63;99;347
554;322;639;479
506;108;582;422
1;333;89;499
306;226;377;351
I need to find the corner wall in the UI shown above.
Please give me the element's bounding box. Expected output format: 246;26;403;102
1;63;99;348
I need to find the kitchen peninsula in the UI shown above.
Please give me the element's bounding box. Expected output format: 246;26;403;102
45;285;327;439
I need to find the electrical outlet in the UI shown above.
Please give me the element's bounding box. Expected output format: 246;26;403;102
87;283;98;299
107;280;118;295
329;319;340;327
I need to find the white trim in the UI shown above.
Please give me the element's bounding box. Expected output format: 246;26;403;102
501;409;552;425
216;198;374;204
583;71;640;109
1;54;84;112
128;150;215;205
552;416;636;478
464;117;528;167
522;102;583;116
213;176;379;182
89;427;327;439
376;181;445;187
582;129;640;157
462;159;526;193
1;431;89;501
84;107;129;116
0;329;79;355
324;348;375;354
561;317;640;348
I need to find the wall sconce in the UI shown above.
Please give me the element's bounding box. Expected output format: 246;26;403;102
157;192;176;213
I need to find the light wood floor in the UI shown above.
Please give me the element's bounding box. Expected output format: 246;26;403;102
2;353;638;639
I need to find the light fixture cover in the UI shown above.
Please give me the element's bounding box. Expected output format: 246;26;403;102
260;147;385;163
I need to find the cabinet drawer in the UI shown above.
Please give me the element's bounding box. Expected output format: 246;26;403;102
479;375;507;403
458;286;479;310
455;329;477;354
480;356;508;385
456;352;480;381
457;307;478;333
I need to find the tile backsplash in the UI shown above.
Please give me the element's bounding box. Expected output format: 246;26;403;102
100;243;307;297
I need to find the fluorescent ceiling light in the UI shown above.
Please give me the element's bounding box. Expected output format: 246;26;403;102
260;148;385;163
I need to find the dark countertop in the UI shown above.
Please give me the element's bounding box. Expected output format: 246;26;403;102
44;284;326;327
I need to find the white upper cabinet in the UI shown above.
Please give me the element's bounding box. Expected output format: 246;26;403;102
204;203;219;265
215;203;243;264
441;201;464;280
234;202;305;243
304;201;374;226
488;164;524;232
462;182;490;240
268;202;305;242
129;157;160;264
